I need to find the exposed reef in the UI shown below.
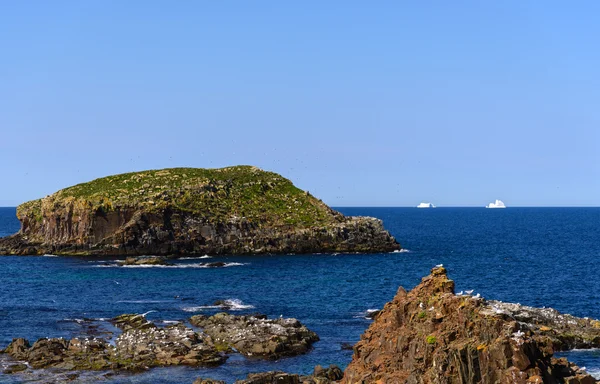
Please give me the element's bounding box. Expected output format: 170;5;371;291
0;166;399;256
341;266;599;384
0;311;318;374
2;314;226;371
190;313;320;359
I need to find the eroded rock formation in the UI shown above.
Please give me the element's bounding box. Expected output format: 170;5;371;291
342;267;598;384
0;166;399;256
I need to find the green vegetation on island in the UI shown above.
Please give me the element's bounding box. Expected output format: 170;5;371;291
18;166;338;227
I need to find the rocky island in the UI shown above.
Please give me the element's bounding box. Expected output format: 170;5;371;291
0;166;399;256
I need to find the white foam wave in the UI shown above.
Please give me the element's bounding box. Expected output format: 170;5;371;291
392;249;411;253
179;255;212;260
43;254;58;257
63;318;86;324
352;308;381;319
94;262;245;269
182;299;255;312
587;368;600;379
567;348;600;352
182;306;219;312
162;320;181;324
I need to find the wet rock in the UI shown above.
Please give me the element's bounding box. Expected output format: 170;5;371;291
232;367;342;384
118;256;172;266
3;338;30;359
190;313;319;359
205;262;227;268
2;314;226;372
340;342;354;350
65;373;80;381
313;365;343;381
112;313;158;332
193;379;226;384
3;363;27;374
365;310;380;319
235;371;301;384
27;338;69;369
341;266;599;384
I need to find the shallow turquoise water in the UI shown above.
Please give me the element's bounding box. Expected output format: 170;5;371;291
0;207;599;382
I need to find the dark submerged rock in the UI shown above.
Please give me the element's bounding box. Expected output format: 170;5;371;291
340;342;354;350
205;262;227;268
365;309;380;319
118;256;172;266
3;363;27;374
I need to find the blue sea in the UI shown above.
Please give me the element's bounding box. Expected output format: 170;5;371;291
0;207;599;383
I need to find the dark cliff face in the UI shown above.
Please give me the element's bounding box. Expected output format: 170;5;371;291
3;208;399;256
342;267;598;384
0;167;400;256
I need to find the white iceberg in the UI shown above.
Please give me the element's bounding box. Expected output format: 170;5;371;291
486;200;506;209
417;202;436;208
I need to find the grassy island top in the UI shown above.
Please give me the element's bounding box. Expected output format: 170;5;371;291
18;166;342;227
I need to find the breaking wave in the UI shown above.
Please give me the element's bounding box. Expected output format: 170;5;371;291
94;262;245;269
178;255;212;260
182;299;255;312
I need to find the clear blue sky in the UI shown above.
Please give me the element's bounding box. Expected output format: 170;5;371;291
1;1;598;207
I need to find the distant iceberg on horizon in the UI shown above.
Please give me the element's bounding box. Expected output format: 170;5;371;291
417;202;436;208
486;199;506;209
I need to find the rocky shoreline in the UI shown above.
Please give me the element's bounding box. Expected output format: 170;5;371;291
342;267;599;384
2;267;599;383
0;166;400;256
1;312;318;376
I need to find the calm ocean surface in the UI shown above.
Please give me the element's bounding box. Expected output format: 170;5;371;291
0;207;599;383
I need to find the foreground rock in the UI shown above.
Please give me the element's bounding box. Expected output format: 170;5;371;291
0;166;399;256
1;314;226;371
194;365;343;384
342;266;598;384
190;313;319;359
